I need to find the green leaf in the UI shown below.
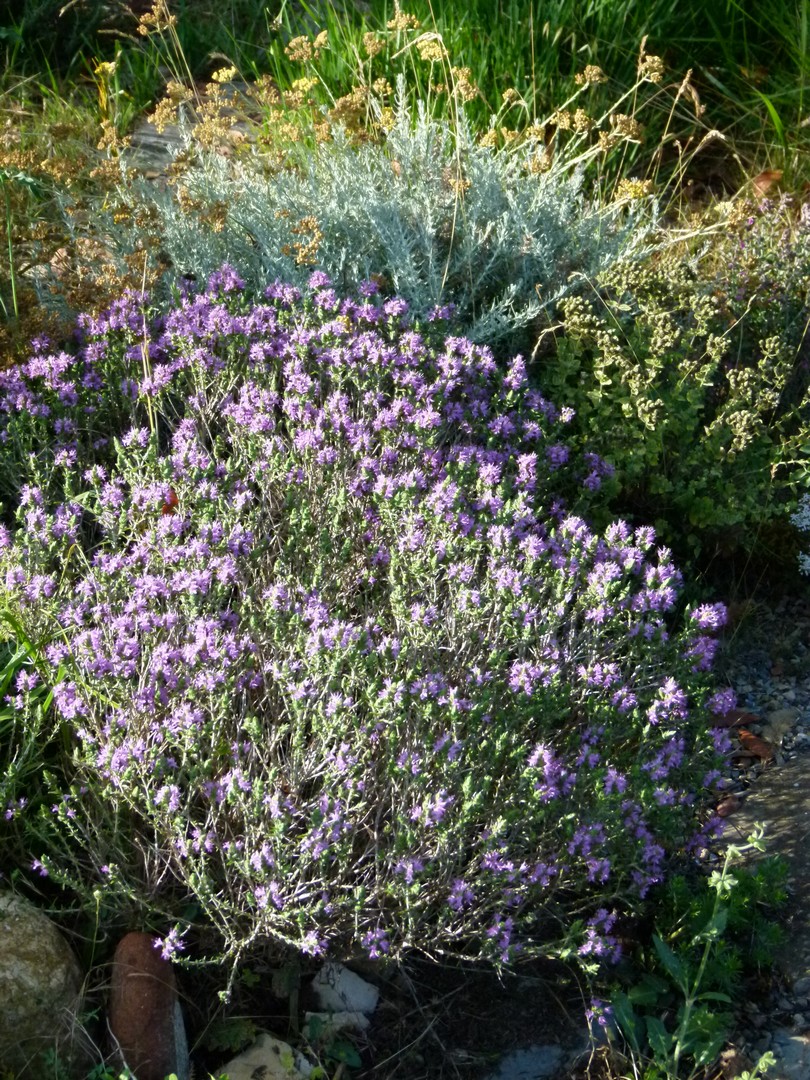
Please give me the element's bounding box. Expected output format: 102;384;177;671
653;934;687;989
697;905;729;941
697;991;733;1004
644;1015;673;1063
610;991;643;1055
628;973;670;1006
750;88;787;149
676;1005;728;1066
327;1037;362;1068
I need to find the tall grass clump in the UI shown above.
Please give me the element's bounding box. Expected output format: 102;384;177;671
0;268;733;972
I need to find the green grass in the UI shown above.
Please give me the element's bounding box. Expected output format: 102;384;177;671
2;0;808;184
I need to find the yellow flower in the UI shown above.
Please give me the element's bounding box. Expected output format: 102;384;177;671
211;67;238;84
450;67;478;103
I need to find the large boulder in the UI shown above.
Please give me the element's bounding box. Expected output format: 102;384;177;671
0;892;88;1076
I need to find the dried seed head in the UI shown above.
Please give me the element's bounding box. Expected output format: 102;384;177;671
638;55;665;83
575;65;607;87
147;97;178;135
450;67;479;102
285;35;313;63
363;32;384;58
387;7;421;31
571;108;593;134
610;114;643;141
137;0;177;36
417;38;446;63
614;178;654;201
549;109;572;131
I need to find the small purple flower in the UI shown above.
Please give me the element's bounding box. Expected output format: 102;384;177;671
426;790;454;825
301;930;328;957
447;879;474;911
308;270;332;289
207;264;245;293
708;687;737;715
154;925;187;961
690;603;727;631
395;858;424;884
362;927;391;959
585;998;614;1030
383;297;409;317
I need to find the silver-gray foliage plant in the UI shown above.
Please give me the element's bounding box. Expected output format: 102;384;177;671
91;77;658;348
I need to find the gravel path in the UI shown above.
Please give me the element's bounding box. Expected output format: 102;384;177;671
711;594;810;1079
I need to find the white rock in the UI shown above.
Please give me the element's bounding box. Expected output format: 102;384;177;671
214;1032;312;1080
303;1010;370;1040
0;892;91;1077
311;963;379;1014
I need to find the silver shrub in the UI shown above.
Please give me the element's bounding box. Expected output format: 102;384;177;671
100;77;658;348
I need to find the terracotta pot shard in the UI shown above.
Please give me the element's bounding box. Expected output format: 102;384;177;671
108;931;186;1080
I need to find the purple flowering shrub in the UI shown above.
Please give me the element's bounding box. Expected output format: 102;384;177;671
0;267;730;968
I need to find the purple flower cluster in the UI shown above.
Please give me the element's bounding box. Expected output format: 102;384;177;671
0;267;729;969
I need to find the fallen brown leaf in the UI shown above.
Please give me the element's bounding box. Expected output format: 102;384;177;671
737;728;775;762
752;169;783;196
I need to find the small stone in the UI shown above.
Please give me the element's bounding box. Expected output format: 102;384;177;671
311;963;379;1015
488;1044;564;1080
108;931;189;1080
213;1032;311;1080
792;977;810;996
763;708;800;745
